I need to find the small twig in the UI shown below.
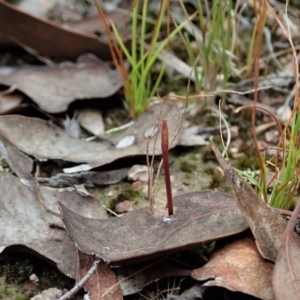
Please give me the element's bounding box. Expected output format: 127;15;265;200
105;121;134;134
101;257;166;298
58;260;101;300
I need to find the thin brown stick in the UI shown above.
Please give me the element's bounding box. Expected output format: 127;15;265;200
58;260;101;300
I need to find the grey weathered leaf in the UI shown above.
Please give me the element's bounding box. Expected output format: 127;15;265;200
59;191;248;265
0;54;122;113
0;172;107;278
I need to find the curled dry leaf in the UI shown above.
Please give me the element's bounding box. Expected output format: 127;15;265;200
58;191;248;265
191;236;274;300
78;109;105;138
272;198;300;300
0;92;23;115
0;137;34;188
210;140;286;262
0;0;112;60
0;172;107;278
0;54;122;113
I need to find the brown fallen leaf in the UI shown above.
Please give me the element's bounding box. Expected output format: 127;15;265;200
0;0;112;60
210;140;286;262
191;236;274;300
77;252;123;300
272;198;300;300
58;190;248;265
0;172;107;278
0;115;110;165
75;185;123;300
0;54;122;113
0;103;182;172
65;102;182;172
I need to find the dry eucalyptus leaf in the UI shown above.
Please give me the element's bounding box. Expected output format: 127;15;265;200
272;199;300;300
0;1;112;60
0;172;107;278
58;191;248;265
0;172;76;277
64;102;182;172
0;103;183;173
0;115;110;164
191;236;274;300
0;54;122;113
211;140;286;262
75;191;123;300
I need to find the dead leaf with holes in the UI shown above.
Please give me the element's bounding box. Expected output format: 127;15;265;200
0;172;107;278
191;236;274;300
58;190;248;265
210;140;286;262
0;54;122;113
272;198;300;300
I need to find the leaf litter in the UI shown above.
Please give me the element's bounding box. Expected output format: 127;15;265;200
58;191;248;265
0;0;113;61
191;236;274;300
0;171;108;278
0;1;299;298
210;139;286;263
0;53;122;113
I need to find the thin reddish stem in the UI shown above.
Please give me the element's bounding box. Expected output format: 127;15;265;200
161;119;173;216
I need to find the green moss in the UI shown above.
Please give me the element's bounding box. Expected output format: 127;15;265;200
185;173;192;179
179;159;197;173
15;295;29;300
190;154;198;161
203;167;215;175
119;185;141;200
97;194;117;210
235;154;260;170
